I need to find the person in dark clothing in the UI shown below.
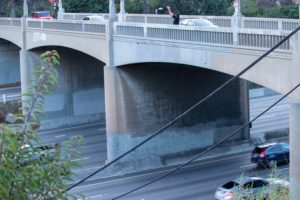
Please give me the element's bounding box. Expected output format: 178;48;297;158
167;6;180;25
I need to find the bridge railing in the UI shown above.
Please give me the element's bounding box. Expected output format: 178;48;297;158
26;19;106;34
114;22;291;50
0;18;21;27
62;13;300;31
62;13;109;21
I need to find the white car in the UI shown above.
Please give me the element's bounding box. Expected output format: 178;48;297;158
179;18;218;27
215;176;289;200
82;15;105;23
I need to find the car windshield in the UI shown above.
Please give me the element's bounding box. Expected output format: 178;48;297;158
37;12;50;17
193;20;214;27
222;181;239;189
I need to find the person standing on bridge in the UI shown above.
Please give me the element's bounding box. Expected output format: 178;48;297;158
167;6;180;25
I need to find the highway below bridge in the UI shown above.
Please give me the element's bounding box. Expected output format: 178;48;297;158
36;93;289;199
70;152;289;200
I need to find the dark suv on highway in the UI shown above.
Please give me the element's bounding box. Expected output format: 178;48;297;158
251;142;289;168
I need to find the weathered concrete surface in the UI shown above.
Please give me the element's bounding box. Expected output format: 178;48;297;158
21;47;105;129
105;63;249;172
0;39;20;85
289;100;300;200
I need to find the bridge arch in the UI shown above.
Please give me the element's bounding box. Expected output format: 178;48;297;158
0;34;22;48
26;31;108;63
113;43;295;98
26;46;106;129
0;39;21;86
27;44;107;64
105;62;250;168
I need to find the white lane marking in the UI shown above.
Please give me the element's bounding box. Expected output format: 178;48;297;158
98;128;106;131
72;157;90;162
72;153;249;190
86;194;105;199
278;167;289;172
240;164;257;169
55;134;66;138
40;122;105;134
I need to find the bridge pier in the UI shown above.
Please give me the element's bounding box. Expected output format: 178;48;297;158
289;100;300;200
104;63;249;173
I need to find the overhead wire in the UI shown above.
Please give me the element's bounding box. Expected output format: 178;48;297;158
112;83;300;199
65;24;300;193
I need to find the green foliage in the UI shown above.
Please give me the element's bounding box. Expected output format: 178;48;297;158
241;0;264;17
0;0;299;19
134;0;233;15
263;5;299;19
0;50;83;199
125;0;143;13
0;0;51;17
240;0;298;18
63;0;108;13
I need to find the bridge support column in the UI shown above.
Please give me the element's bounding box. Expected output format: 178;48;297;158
289;100;300;199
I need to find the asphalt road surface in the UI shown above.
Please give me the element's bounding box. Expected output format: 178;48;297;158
0;86;21;102
69;152;289;200
35;93;289;199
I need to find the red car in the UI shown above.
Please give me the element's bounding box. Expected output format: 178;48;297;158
31;11;53;20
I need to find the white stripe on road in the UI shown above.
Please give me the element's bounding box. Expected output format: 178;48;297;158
40;122;105;134
72;153;250;190
72;157;90;162
278;167;289;172
240;164;257;169
55;134;66;138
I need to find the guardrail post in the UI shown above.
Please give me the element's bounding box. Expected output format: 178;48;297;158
144;24;147;37
278;20;283;30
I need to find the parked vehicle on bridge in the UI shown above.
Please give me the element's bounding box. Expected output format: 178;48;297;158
214;176;289;200
179;18;218;27
82;15;105;23
31;11;52;20
251;142;289;168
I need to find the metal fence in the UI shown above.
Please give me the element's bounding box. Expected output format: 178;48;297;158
63;13;300;31
0;18;21;27
114;22;291;50
27;19;106;34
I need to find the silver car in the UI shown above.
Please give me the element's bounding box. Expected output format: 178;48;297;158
179;18;218;27
82;15;106;23
215;176;289;200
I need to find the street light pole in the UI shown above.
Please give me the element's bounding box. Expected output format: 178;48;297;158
109;0;116;21
57;0;64;20
119;0;126;22
23;0;28;17
20;0;29;115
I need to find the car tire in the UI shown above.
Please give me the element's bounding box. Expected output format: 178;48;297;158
268;160;277;168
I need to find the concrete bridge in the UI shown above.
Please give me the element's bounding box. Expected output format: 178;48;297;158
0;0;300;196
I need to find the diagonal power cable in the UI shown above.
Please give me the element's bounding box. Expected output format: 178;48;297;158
65;25;300;192
112;83;300;200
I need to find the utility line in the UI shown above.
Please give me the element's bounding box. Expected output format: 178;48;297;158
112;83;300;200
65;25;300;192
